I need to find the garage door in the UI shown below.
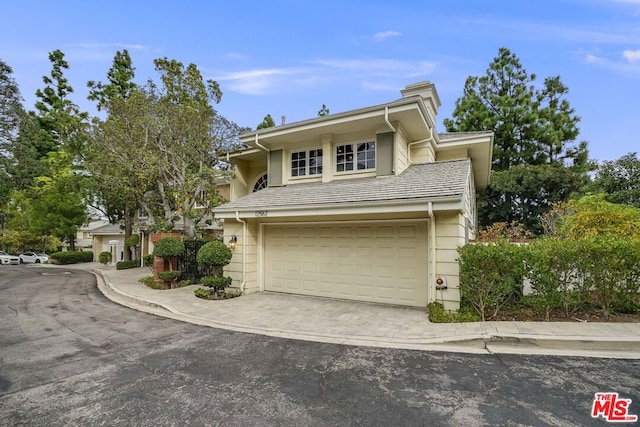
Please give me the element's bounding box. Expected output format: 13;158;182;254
264;221;428;307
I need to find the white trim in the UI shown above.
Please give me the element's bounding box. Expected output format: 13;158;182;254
216;197;464;219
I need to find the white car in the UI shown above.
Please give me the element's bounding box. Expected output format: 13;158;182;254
19;252;49;264
0;251;20;265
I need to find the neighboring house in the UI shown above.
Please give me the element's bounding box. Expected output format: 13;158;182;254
61;219;109;253
215;81;493;311
90;223;126;264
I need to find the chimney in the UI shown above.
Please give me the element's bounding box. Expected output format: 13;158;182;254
401;81;441;123
281;115;286;126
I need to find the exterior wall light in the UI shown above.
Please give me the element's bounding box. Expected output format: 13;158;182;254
228;235;238;251
435;275;448;290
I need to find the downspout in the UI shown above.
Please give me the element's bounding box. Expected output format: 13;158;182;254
427;202;436;304
254;134;270;152
235;211;247;294
407;127;434;164
384;106;396;132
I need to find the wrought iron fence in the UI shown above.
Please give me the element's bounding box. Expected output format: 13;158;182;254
177;240;213;283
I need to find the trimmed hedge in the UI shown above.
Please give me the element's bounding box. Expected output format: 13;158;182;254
116;260;139;270
98;251;112;265
153;237;185;258
458;237;640;320
201;275;232;291
49;251;94;264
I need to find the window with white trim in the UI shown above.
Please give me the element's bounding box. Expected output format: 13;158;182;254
291;149;323;177
336;142;375;172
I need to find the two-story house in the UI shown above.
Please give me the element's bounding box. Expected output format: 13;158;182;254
214;81;493;311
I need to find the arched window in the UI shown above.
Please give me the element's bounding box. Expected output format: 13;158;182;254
253;174;268;192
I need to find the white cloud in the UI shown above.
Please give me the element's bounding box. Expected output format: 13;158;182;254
215;68;304;95
373;30;401;42
623;49;640;62
586;53;606;64
314;58;436;77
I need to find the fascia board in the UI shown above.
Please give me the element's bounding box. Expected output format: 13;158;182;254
214;197;464;219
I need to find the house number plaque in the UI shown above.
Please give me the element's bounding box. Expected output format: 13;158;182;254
255;210;268;217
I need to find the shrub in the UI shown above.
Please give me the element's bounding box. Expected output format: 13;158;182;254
201;275;232;291
98;251;112;265
153;237;185;259
575;237;640;319
194;287;212;299
139;275;167;290
157;270;182;282
197;240;232;276
427;302;480;323
143;254;154;267
125;234;140;248
458;239;527;320
116;260;139;270
177;279;192;288
526;238;581;320
49;251;94;264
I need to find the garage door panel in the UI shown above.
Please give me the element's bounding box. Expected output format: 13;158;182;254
265;222;428;307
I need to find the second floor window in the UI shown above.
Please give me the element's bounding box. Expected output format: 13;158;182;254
336;142;375;172
291;149;323;177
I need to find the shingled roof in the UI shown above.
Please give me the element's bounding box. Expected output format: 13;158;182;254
215;159;471;212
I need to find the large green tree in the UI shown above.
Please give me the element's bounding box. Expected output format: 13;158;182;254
87;50;141;260
0;59;24;209
592;152;640;208
257;113;276;129
444;47;590;234
30;50;89;249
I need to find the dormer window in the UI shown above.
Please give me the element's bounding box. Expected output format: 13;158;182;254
336;142;375;172
291;149;323;177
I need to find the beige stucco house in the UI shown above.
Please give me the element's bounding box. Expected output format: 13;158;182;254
214;82;493;311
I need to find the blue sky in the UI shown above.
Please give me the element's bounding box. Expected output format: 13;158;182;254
2;0;639;162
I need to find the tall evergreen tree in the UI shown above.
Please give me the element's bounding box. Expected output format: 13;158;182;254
257;114;276;129
444;48;590;234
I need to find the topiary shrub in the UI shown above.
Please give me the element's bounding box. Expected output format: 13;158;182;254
152;237;184;272
197;240;232;276
157;270;182;286
116;260;139;270
201;275;232;291
99;251;112;265
153;237;185;259
139;275;167;290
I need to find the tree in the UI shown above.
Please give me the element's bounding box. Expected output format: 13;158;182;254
140;58;242;237
592;152;640;208
0;59;24;206
257;114;275;129
87;50;140;260
318;104;330;117
30;50;89;249
444;47;590;234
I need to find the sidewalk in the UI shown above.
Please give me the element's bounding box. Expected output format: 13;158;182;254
70;263;640;358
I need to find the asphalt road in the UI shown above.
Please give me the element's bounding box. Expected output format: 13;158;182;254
1;265;639;426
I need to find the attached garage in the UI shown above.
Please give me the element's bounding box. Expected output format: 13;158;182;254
263;221;428;307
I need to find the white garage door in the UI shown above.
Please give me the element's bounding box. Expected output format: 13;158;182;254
264;221;428;307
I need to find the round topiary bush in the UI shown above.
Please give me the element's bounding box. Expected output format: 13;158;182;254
201;275;232;291
99;251;112;265
197;240;232;276
153;237;185;258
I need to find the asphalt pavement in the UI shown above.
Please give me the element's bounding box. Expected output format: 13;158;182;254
40;263;640;359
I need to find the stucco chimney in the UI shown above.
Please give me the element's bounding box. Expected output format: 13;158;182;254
401;81;441;124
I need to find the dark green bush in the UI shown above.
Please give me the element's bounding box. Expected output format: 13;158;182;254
49;251;94;264
116;260;139;270
197;241;232;276
139;275;167;290
201;275;232;291
143;254;154;267
157;270;182;282
153;237;185;258
98;251;112;265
